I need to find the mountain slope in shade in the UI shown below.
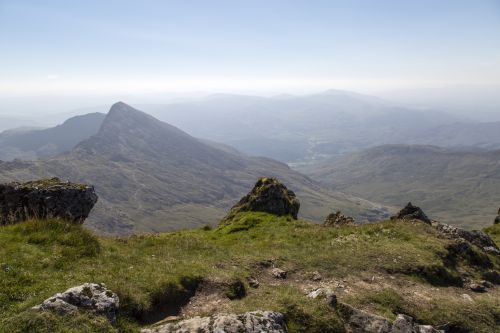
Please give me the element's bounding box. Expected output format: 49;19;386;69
0;113;105;161
301;144;500;229
0;102;388;235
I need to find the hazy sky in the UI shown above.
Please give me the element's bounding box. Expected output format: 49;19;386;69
1;0;500;96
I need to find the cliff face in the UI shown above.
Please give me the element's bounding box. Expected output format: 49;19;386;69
0;177;97;225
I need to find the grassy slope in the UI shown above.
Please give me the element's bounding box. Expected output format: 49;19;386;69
1;215;499;333
299;145;500;230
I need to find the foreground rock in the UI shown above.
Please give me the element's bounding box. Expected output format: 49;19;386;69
0;177;98;225
391;202;431;224
324;211;356;227
222;177;300;222
433;222;499;255
33;283;119;324
337;303;442;333
141;311;287;333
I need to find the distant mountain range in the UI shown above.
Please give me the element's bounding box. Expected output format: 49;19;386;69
0;102;387;235
0;113;105;161
299;144;500;229
3;90;500;164
137;90;500;163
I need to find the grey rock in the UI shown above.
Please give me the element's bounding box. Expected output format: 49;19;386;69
483;270;500;285
338;302;392;333
469;283;487;293
247;276;260;288
307;288;337;307
338;303;443;333
324;211;356;227
391;202;431;224
32;283;119;323
141;311;287;333
0;178;97;225
221;177;300;223
434;222;499;255
272;268;287;279
310;271;322;281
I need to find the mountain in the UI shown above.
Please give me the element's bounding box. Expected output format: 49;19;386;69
300;144;500;229
0;113;105;161
0;102;387;235
0;115;41;132
407;121;500;149
137;90;458;163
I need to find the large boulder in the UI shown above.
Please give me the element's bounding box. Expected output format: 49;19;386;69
0;177;97;225
324;211;356;227
222;177;300;222
391;202;431;224
337;303;443;333
433;222;499;255
32;283;119;324
141;311;287;333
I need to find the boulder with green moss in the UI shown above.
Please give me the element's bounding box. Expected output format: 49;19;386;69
0;177;98;225
221;177;300;223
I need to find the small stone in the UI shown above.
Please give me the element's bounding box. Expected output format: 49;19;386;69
480;280;493;288
323;211;356;227
461;294;473;302
310;271;322;281
247;276;260;288
271;268;287;279
470;283;486;293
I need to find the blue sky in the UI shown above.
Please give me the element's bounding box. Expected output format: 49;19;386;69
1;0;499;95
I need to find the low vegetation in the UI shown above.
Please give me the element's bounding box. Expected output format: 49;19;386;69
1;214;499;332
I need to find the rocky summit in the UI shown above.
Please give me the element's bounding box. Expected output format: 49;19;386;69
323;211;356;227
391;202;432;224
221;177;300;223
0;177;97;225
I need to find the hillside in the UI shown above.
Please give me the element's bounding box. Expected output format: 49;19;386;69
0;113;105;161
1;213;498;332
0;102;387;235
299;145;500;229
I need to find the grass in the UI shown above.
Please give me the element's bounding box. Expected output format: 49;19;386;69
0;214;499;332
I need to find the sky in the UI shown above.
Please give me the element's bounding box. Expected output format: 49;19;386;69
1;0;500;98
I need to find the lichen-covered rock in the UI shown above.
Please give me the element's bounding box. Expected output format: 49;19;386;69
141;311;287;333
338;302;392;333
272;268;287;279
338;303;443;333
391;202;431;224
32;283;119;324
434;222;499;255
324;211;356;227
0;177;97;225
222;177;300;223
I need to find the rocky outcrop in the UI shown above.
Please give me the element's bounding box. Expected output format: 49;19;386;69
433;222;499;255
337;303;442;333
324;211;356;227
391;202;431;224
32;283;119;324
141;311;287;333
0;178;97;225
222;177;300;222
